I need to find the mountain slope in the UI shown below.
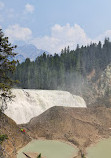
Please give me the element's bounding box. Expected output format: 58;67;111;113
0;112;30;158
25;106;111;154
15;44;49;63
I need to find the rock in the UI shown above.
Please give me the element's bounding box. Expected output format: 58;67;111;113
0;112;31;158
24;106;111;150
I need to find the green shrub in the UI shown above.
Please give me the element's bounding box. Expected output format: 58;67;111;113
37;153;41;158
0;134;8;144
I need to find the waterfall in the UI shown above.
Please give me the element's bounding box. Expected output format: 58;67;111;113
4;89;86;124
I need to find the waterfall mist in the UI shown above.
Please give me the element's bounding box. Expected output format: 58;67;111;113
5;89;86;124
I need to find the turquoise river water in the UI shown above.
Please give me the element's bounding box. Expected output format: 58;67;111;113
17;139;78;158
87;138;111;158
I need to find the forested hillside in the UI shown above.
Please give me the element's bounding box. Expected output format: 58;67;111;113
13;38;111;96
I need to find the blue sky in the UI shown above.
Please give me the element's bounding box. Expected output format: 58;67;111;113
1;0;111;53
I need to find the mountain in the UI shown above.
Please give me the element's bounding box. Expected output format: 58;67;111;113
15;54;25;63
24;106;111;157
15;44;49;63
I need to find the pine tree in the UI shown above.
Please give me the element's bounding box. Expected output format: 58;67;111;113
0;28;18;112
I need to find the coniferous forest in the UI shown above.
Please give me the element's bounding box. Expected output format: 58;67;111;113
12;38;111;95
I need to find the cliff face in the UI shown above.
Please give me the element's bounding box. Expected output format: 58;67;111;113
96;64;111;96
90;64;111;107
83;63;111;107
0;112;31;158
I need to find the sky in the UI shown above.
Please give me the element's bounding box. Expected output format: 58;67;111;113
1;0;111;54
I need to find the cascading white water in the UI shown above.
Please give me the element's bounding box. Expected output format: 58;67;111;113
4;89;86;124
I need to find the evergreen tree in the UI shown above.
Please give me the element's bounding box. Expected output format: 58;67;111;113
12;39;111;95
0;29;18;111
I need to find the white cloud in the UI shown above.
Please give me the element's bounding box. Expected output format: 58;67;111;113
25;3;34;13
96;30;111;42
32;24;92;54
32;24;111;54
0;1;4;10
5;23;111;54
5;24;32;42
32;36;61;54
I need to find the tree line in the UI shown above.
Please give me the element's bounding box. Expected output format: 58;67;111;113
12;38;111;94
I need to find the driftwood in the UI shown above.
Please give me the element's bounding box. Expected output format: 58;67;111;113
23;152;31;158
23;152;44;158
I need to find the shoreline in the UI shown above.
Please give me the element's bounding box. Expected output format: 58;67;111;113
16;133;111;158
17;137;79;158
85;136;111;158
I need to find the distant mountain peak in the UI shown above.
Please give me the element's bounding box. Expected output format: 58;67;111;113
15;44;50;63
